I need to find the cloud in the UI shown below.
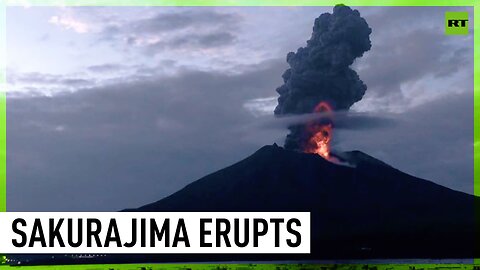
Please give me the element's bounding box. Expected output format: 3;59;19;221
246;111;397;136
49;15;90;33
169;32;236;48
7;71;96;96
352;6;473;113
137;31;236;53
6;6;474;213
7;55;473;212
7;59;286;212
243;96;277;117
130;10;240;34
87;63;125;73
98;10;241;53
358;29;470;95
335;90;473;194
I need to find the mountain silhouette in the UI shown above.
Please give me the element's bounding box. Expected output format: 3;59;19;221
127;144;477;259
15;144;477;265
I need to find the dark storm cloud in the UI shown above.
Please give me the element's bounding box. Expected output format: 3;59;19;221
88;63;125;73
9;57;472;212
7;6;474;213
169;32;235;48
130;10;240;34
7;59;287;212
98;10;241;52
142;31;236;52
61;78;92;86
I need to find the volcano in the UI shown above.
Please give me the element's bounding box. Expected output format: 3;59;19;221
15;145;477;265
125;144;477;260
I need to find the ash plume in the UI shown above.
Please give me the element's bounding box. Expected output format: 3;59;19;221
274;5;372;151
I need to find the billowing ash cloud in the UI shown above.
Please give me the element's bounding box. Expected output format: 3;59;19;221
274;5;372;151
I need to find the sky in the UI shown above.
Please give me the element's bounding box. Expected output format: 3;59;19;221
6;6;474;211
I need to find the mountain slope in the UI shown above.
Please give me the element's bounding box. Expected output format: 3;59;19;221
128;144;476;259
16;144;476;265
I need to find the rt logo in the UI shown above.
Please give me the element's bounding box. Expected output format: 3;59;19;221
445;12;469;35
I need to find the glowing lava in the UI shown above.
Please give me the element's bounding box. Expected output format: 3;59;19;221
304;102;333;159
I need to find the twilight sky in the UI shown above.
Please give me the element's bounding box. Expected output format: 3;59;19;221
6;6;474;211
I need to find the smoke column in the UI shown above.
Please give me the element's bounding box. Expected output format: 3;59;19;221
274;5;372;152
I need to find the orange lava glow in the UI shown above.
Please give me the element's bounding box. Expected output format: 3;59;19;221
304;102;333;159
